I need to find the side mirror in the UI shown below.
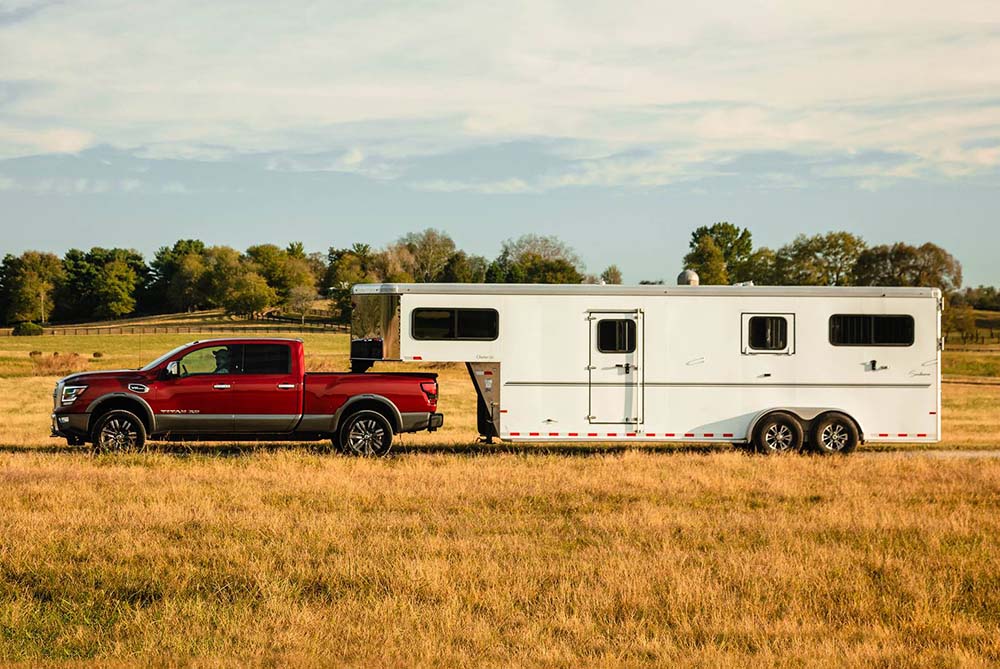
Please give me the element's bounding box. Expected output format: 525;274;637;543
164;361;180;379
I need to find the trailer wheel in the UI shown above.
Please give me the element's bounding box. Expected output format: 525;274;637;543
91;409;147;453
752;412;803;454
811;413;859;455
339;410;394;457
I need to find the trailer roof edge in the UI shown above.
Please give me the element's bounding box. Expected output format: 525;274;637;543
351;283;941;299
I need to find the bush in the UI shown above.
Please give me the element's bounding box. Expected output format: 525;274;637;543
93;352;103;358
29;350;42;357
12;322;44;336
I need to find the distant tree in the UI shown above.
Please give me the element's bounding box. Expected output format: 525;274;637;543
92;258;137;319
853;242;962;290
200;246;245;307
222;270;276;317
147;239;206;312
518;253;584;284
600;265;623;285
773;232;866;286
373;243;417;283
944;298;977;343
639;279;665;285
246;244;316;299
440;251;488;283
55;248;144;321
683;236;729;285
324;246;384;321
0;251;64;324
500;234;584;272
742;247;777;284
961;285;1000;311
285;241;306;259
399;228;457;282
687;223;753;282
168;252;208;311
284;285;316;324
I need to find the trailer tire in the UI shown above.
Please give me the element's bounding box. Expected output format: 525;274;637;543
752;412;804;454
811;413;859;455
91;409;147;453
339;409;394;457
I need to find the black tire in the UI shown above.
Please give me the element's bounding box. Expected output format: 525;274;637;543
338;410;394;457
91;409;147;453
752;412;804;454
811;413;859;455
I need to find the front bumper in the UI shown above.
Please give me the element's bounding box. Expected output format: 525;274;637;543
50;412;90;439
399;412;445;433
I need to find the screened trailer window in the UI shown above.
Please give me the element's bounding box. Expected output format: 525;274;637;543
748;316;788;351
412;308;499;341
597;319;636;353
829;315;914;346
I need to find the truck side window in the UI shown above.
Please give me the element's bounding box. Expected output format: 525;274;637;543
177;345;243;376
748;316;787;351
830;315;914;346
242;344;291;374
597;319;636;353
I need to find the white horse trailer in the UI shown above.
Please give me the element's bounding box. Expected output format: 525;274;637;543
350;284;942;453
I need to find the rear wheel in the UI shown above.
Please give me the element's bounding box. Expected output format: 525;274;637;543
91;409;147;453
811;413;859;455
339;410;393;457
753;412;803;454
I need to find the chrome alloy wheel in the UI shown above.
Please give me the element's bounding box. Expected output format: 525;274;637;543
99;418;139;452
820;422;849;452
346;418;386;456
764;423;794;452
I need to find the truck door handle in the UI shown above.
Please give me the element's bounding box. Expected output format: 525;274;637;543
213;384;231;390
277;383;296;390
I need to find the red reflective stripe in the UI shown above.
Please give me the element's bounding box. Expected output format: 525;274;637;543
509;432;520;436
483;371;493;376
607;433;617;437
587;433;598;437
626;432;637;437
568;432;579;437
703;433;714;437
529;432;540;436
499;409;508;414
645;433;656;437
898;433;907;437
665;433;675;437
917;433;928;437
723;433;734;438
929;411;937;415
548;432;559;436
412;356;422;360
878;433;889;437
684;433;695;438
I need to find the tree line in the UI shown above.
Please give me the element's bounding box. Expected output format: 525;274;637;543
0;224;990;330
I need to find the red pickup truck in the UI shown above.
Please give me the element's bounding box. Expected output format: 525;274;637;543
50;338;442;455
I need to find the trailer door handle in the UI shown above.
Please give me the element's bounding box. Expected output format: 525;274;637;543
277;383;296;390
213;384;231;390
615;363;635;373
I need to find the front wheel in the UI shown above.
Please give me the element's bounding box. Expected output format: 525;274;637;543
753;412;804;454
811;413;859;455
339;410;394;457
91;409;147;453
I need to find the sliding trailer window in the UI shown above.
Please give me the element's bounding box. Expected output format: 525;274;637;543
596;319;636;353
829;314;914;347
412;308;499;341
742;313;794;355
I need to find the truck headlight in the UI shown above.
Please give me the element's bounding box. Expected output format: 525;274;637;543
61;385;88;405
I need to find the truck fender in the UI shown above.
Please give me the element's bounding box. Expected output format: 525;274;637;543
331;394;403;434
85;392;157;434
744;407;865;443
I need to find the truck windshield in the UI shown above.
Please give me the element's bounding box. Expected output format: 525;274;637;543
139;343;191;371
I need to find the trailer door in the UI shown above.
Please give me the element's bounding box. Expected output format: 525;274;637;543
587;310;643;425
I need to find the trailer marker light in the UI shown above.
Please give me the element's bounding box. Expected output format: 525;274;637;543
548;432;559;436
626;433;636;437
898;433;907;437
500;409;508;414
529;432;539;436
483;371;493;376
412;356;423;360
723;433;734;438
703;433;714;437
684;433;695;438
929;411;937;415
568;432;579;437
510;432;520;436
587;433;598;437
917;433;927;437
607;433;617;437
645;433;655;437
878;433;889;437
665;433;675;437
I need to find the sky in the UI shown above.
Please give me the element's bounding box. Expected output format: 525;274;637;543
0;0;998;284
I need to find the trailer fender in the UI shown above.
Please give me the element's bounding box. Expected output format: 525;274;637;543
745;408;865;444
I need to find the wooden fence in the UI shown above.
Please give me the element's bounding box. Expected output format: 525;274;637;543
0;323;348;336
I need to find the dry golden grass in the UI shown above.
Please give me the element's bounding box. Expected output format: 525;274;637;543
1;452;999;667
2;332;1000;666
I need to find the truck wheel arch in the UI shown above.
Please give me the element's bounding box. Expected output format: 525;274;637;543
745;407;864;445
86;393;156;436
331;395;402;434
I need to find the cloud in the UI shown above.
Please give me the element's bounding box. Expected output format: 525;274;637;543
0;1;998;186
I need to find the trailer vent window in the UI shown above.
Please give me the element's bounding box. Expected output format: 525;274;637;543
748;316;787;351
412;308;499;341
829;315;914;346
597;319;636;353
